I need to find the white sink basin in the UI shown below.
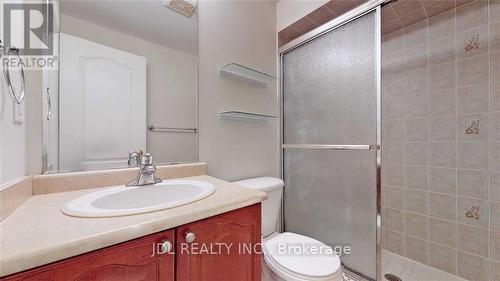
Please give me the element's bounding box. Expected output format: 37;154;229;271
62;180;216;218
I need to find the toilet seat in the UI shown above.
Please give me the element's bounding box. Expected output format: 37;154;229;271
263;232;343;281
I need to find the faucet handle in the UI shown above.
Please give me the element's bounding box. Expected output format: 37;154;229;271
127;150;143;168
141;153;154;166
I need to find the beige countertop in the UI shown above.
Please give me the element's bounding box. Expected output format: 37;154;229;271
0;175;267;277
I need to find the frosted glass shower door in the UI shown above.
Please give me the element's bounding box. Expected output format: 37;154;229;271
281;10;379;279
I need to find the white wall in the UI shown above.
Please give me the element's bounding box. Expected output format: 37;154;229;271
61;15;198;165
277;0;328;31
0;1;43;184
198;1;279;181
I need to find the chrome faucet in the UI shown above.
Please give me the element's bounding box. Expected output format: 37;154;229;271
126;153;163;187
127;150;143;168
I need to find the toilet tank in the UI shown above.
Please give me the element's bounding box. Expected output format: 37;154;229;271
233;177;284;237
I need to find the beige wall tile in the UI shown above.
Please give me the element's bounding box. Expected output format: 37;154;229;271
457;223;490;257
383;164;404;187
382;29;405;54
457;197;490;228
491;0;500;23
429;116;456;141
383;143;404;165
429;193;457;220
430;89;456;117
383;120;405;142
406;189;429;215
429;10;455;41
384;207;405;232
457;251;490;281
491;142;500;171
456;0;488;32
406;235;429;264
405;20;428;47
457;113;490;141
429;217;457;247
405;118;428;141
492;260;500;281
429;243;457;275
383;50;406;72
491;53;500;81
405;142;428;165
491;112;500;141
383;68;409;97
429;35;455;65
382;101;406;120
491;230;500;261
430;167;457;194
424;0;455;18
406;45;428;69
457;84;489;113
492;83;500;112
385;229;405;256
457;141;489;170
457;54;489;87
405;165;429;190
491;22;500;53
457;25;489;59
430;142;457;168
492;172;500;202
406;212;428;239
429;62;456;91
384;186;404;209
405;93;428;118
491;202;500;231
457;169;489;199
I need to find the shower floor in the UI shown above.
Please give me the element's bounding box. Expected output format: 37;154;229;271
382;250;467;281
261;251;468;281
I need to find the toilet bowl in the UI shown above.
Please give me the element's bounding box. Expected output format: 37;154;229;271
233;177;343;281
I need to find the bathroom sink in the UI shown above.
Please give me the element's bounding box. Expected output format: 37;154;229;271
62;180;216;218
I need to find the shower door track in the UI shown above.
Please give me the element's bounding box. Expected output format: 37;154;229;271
278;1;385;280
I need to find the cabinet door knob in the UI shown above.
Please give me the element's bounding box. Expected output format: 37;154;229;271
160;240;172;254
185;232;196;243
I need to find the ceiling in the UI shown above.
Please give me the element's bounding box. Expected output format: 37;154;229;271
60;0;197;54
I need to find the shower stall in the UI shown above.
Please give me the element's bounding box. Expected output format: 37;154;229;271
279;0;498;281
279;3;382;280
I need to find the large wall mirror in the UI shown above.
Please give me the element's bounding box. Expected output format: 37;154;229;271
42;0;198;173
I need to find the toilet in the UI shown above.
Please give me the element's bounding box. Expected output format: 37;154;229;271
233;177;343;281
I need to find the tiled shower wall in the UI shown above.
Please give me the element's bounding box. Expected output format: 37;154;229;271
381;1;500;280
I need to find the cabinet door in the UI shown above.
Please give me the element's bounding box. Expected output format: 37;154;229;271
3;230;175;281
176;204;261;281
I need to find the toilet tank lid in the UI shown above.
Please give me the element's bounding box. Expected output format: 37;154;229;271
233;177;284;192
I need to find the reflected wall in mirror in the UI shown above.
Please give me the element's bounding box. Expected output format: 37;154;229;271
43;0;198;173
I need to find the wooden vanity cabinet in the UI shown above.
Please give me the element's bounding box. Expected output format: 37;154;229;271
176;203;261;281
1;204;261;281
3;230;175;281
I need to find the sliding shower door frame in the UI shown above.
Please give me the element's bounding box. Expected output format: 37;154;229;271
278;1;384;280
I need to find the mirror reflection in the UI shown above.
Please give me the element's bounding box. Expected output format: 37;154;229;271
43;0;198;173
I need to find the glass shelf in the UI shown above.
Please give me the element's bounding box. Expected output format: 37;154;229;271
219;63;276;87
219;111;278;121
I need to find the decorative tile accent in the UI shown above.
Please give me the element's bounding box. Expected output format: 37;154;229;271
465;119;480;135
465;204;481;219
464;34;480;52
